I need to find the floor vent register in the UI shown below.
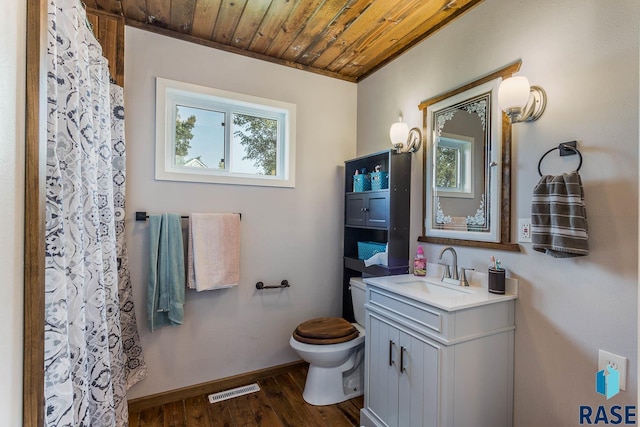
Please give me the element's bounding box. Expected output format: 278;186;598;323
208;383;261;404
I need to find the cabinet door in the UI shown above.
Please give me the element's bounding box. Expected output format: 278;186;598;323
397;331;440;427
365;192;389;228
346;192;389;228
345;193;366;226
366;314;400;427
367;314;440;427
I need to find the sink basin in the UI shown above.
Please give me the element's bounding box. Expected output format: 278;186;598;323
364;274;516;311
393;278;474;296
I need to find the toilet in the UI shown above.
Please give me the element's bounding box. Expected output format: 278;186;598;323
289;278;367;406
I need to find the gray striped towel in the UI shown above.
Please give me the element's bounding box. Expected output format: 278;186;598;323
531;171;588;258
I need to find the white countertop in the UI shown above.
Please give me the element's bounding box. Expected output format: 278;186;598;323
362;272;518;312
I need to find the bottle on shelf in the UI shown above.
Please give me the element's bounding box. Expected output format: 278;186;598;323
414;246;426;276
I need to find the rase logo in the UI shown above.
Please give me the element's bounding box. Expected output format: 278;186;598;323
579;365;636;425
597;365;620;400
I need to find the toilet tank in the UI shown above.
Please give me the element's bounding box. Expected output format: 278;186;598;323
349;277;367;327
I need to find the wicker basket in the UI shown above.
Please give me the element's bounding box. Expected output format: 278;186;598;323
353;174;371;192
370;171;389;190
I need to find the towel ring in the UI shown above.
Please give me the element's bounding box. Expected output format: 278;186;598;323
537;142;582;176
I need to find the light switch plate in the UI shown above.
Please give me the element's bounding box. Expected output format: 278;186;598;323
518;218;532;243
598;349;627;391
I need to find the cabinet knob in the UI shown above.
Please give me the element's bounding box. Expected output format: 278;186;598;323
400;346;407;373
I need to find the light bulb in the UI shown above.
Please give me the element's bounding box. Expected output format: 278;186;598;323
389;118;409;146
498;76;531;111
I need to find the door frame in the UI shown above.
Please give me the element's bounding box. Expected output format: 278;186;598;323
24;0;46;424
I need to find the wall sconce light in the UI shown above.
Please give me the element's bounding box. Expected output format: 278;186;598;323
389;116;422;153
497;76;547;123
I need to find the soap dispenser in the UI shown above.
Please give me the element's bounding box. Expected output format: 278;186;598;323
414;246;426;276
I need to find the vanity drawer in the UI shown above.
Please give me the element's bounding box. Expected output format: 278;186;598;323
367;286;444;337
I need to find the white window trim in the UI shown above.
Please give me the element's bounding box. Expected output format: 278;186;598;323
155;77;296;188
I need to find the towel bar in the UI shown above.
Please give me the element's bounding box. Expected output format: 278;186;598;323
135;211;241;221
256;280;290;290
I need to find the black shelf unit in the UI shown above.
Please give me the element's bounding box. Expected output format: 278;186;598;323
342;149;411;321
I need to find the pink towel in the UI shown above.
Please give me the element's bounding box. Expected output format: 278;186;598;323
187;213;240;291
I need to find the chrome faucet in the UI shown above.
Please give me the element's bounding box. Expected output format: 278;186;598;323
459;267;473;287
438;246;458;280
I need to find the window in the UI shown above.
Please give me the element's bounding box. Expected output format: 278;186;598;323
156;78;296;187
435;132;474;198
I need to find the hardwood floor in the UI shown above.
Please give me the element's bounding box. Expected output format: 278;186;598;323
128;364;364;426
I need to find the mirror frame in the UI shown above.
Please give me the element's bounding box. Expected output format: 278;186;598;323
425;81;500;242
418;61;522;252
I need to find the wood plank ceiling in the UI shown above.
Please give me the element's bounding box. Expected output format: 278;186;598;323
84;0;482;82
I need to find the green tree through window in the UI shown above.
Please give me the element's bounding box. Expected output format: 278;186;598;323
436;146;458;188
233;113;277;176
175;111;197;158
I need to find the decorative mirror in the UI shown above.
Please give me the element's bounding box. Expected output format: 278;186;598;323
419;61;522;251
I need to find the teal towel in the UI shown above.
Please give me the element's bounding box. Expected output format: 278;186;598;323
147;213;185;331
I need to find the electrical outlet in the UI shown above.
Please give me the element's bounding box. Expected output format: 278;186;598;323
598;350;627;391
518;218;532;243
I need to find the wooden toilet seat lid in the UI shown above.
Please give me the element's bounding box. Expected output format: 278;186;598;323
293;317;359;345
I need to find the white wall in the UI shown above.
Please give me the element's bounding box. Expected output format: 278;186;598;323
0;0;25;425
357;0;638;425
125;27;357;398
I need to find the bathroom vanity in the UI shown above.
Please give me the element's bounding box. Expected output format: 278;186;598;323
360;272;517;427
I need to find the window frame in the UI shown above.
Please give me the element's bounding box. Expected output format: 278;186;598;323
435;132;475;198
155;77;296;188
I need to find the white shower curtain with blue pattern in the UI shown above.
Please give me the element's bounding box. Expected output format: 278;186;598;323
44;1;144;425
111;85;148;391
